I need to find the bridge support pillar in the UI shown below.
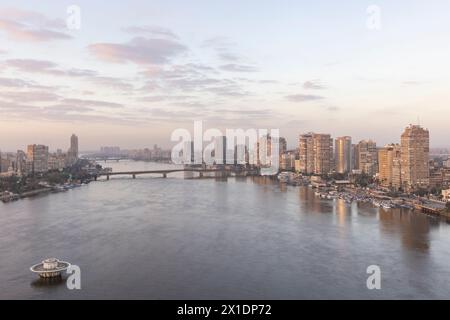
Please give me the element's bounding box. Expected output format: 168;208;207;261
106;175;109;181
199;172;203;178
162;173;167;178
132;174;136;179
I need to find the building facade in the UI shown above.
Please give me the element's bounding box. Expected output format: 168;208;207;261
27;144;49;173
378;144;401;189
335;136;352;174
67;134;79;166
298;133;333;175
400;125;430;191
355;140;378;176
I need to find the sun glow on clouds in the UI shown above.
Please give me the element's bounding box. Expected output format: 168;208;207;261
0;1;450;150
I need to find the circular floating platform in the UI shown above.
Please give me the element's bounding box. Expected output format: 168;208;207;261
30;258;71;278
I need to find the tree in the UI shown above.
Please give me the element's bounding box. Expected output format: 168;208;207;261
446;202;450;212
354;173;373;188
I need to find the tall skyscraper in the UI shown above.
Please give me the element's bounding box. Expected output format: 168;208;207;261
279;137;287;155
378;144;401;189
68;134;79;166
335;136;352;174
355;140;378;176
313;134;333;175
255;134;283;168
400;124;430;191
15;150;27;175
27;144;49;173
298;133;315;174
298;133;333;175
213;136;227;165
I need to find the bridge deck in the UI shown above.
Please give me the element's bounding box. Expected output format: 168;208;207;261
98;168;251;176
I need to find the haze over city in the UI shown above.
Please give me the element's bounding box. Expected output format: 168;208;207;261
1;0;450;151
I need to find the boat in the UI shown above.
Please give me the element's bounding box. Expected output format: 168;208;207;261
373;201;381;207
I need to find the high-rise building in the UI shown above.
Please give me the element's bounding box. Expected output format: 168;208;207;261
445;158;450;168
213;136;227;165
378;144;401;189
16;150;27;175
355;140;378;176
68;134;79;166
298;133;315;174
280;151;296;171
313;134;333;175
255;134;283;168
0;151;12;174
298;133;333;175
100;146;121;156
279;137;287;155
335;136;352;174
400;124;430;191
27;144;49;173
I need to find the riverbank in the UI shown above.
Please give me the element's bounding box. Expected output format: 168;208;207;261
277;171;450;218
1;183;88;203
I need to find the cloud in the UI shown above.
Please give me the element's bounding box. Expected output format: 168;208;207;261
206;85;250;97
61;98;124;109
201;36;244;63
4;59;97;77
285;94;325;102
4;59;135;92
0;90;60;102
201;36;236;48
0;77;34;88
88;37;187;65
0;77;54;90
218;52;239;62
88;76;134;91
0;100;142;125
137;95;195;102
303;80;326;90
0;7;65;28
0;8;71;42
5;58;57;71
0;100;38;113
219;64;259;73
122;26;178;39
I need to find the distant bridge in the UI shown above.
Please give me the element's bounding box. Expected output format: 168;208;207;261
94;167;260;180
81;155;129;162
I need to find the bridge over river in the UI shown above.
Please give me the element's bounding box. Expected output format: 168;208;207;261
94;167;261;180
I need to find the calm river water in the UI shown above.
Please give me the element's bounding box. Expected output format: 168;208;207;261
1;161;450;299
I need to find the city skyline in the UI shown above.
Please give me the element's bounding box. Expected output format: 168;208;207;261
1;1;450;150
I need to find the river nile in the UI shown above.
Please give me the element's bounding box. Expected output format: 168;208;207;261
1;161;450;299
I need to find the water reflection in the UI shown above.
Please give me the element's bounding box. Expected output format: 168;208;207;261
30;276;65;288
378;208;431;251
